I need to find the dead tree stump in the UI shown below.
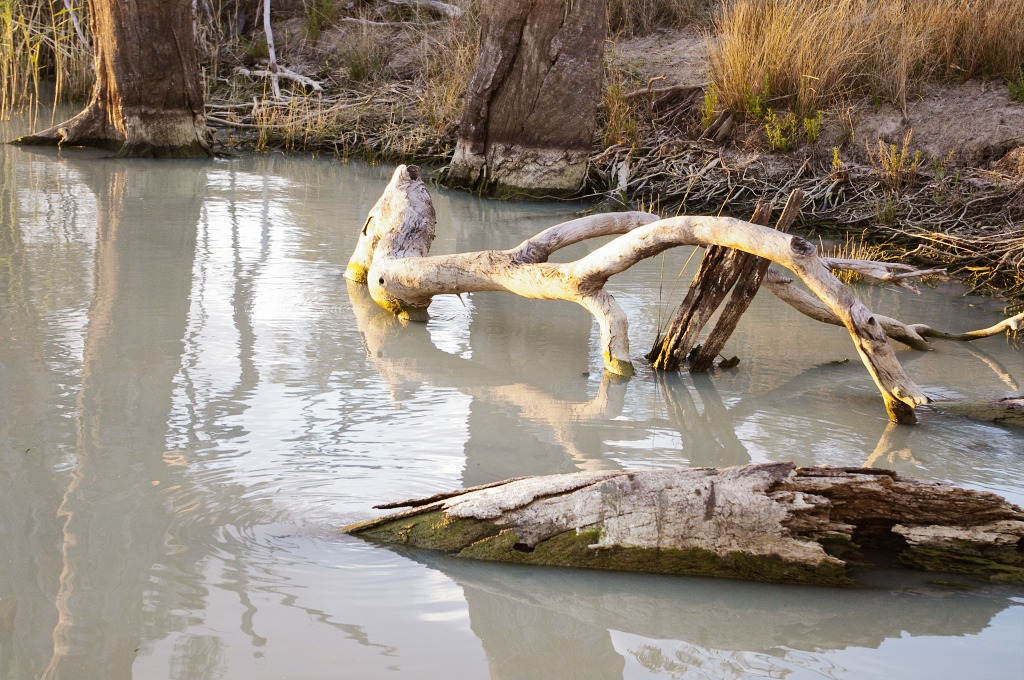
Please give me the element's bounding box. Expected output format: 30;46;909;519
649;191;803;371
445;0;606;196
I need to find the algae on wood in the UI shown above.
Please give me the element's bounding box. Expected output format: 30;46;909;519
344;462;1024;586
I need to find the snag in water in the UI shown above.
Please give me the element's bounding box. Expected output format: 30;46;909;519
347;165;1021;424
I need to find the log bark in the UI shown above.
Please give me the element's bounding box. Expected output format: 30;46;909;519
445;0;606;196
13;0;210;158
345;463;1024;586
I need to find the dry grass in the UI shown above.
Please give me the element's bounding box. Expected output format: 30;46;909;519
608;0;708;35
414;5;479;133
822;233;896;285
600;61;643;149
708;0;1024;117
204;1;479;159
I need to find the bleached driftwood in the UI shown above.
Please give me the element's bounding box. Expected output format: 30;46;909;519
345;462;1024;585
348;165;930;420
763;269;1024;351
234;66;323;93
346;165;1021;424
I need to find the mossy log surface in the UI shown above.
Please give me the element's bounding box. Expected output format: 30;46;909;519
344;463;1024;586
930;397;1024;428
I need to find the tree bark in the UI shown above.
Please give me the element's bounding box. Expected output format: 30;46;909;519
445;0;606;196
345;463;1024;586
13;0;210;158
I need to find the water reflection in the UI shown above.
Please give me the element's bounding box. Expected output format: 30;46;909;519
1;129;1022;679
37;154;204;679
417;555;1021;680
349;280;628;476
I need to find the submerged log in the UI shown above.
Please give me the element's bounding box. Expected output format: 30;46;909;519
345;463;1024;586
930;397;1024;428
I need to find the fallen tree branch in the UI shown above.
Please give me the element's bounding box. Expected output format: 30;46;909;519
345;462;1024;585
764;269;1024;350
346;165;1020;423
820;257;948;292
234;66;323;93
340;16;440;28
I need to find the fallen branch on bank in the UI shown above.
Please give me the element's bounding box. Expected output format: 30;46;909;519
344;462;1024;586
233;66;323;93
387;0;463;18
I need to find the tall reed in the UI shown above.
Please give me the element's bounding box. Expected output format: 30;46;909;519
0;0;91;119
708;0;1024;116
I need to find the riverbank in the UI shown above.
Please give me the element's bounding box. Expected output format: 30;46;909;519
199;4;1023;310
6;0;1022;308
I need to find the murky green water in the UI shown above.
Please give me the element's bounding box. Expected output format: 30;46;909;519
2;113;1022;680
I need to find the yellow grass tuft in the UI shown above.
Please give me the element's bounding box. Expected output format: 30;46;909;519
708;0;1024;117
1;0;91;118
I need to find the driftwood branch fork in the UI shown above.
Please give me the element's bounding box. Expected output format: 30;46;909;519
346;165;1020;424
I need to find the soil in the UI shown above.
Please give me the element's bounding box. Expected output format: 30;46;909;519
610;27;1024;176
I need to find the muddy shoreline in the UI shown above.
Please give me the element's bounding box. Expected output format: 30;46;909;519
203;20;1024;309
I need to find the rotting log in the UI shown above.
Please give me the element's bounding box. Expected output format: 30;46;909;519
346;164;1021;424
344;463;1024;586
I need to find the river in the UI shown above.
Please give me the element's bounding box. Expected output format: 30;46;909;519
1;113;1022;679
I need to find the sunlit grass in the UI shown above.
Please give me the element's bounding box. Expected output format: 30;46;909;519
0;0;91;119
708;0;1024;117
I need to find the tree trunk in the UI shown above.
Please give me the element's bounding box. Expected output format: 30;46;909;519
445;0;606;196
345;463;1024;586
13;0;210;158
